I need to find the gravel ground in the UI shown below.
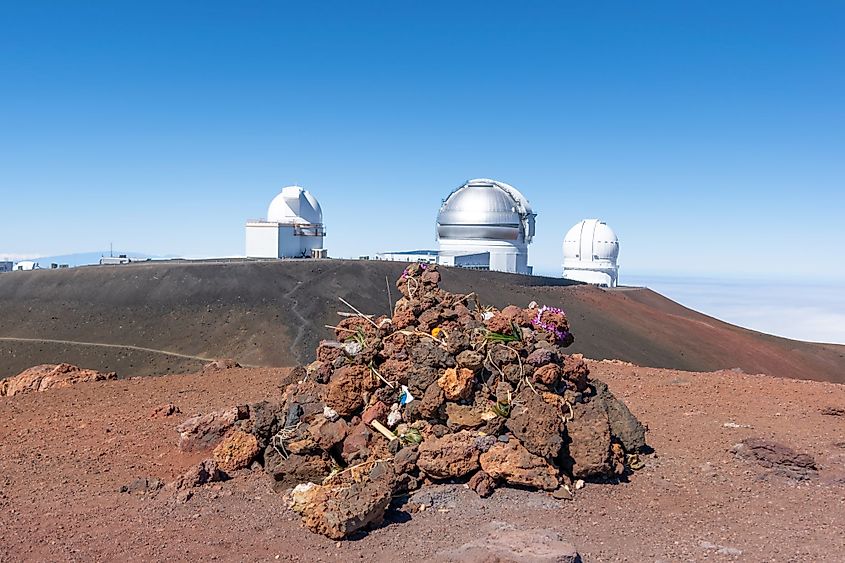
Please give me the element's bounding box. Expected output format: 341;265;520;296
1;362;844;562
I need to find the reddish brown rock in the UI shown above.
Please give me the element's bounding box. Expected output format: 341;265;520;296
150;403;181;418
298;471;394;540
325;365;366;417
308;416;349;450
437;367;475;401
391;299;417;329
171;459;226;490
562;354;589;391
202;359;241;372
417;430;480;479
1;363;116;397
565;399;612;478
731;437;818;480
361;401;389;425
467;471;498;498
341;422;374;463
416;382;446;419
445;403;485;430
479;440;559;491
533;363;561;386
484;311;514;334
505;389;565;461
264;449;333;490
418;308;442;329
316;341;345;363
212;430;260;472
378;358;411;384
176;407;245;452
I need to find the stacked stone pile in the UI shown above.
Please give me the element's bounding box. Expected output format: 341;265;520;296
174;263;647;539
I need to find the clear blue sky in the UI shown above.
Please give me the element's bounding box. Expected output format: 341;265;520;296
1;1;843;279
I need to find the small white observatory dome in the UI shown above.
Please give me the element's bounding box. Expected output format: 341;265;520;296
436;178;536;274
245;185;326;259
562;219;620;287
267;186;323;225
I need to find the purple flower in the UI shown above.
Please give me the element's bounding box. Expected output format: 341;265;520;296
531;306;570;343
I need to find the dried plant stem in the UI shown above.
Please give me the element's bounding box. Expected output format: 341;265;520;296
338;297;380;329
370;364;395;389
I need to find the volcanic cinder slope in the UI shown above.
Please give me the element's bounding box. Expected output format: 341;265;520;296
0;259;842;383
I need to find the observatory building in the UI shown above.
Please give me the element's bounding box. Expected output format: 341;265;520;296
562;219;620;287
245;186;326;259
435;178;536;274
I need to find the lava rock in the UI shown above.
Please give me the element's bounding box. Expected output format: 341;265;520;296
212;430;260;472
417;430;481;479
564;399;612;479
1;363;117;397
298;470;394;540
437;367;475;401
325;365;366;417
172;459;227;490
479;440;559;491
592;380;647;453
467;471;498;498
505;389;565;461
176;407;244;452
731;437;818;480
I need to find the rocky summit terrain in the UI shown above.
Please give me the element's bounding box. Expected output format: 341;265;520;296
0;362;843;561
0;265;843;561
167;264;648;542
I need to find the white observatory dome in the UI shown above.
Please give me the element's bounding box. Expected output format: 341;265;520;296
562;219;620;287
437;178;535;242
246;185;326;259
267;186;323;225
436;178;536;275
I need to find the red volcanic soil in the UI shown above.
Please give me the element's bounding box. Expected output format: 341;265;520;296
1;364;844;561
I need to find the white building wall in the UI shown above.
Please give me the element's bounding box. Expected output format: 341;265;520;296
439;238;531;275
245;223;280;258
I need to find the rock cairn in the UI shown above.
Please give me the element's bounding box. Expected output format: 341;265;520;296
176;263;648;539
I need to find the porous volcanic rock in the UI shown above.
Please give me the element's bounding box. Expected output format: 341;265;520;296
202;359;242;372
506;389;565;461
171;459;227;490
479;440;559;491
564;399;612;479
177;407;246;452
417;430;481;479
1;363;116;397
437;367;475;401
212;430;260;472
295;467;394;540
593;380;647;452
731;437;818;481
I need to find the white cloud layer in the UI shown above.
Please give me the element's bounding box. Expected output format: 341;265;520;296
626;275;845;345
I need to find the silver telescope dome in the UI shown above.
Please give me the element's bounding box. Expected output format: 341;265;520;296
437;178;536;242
